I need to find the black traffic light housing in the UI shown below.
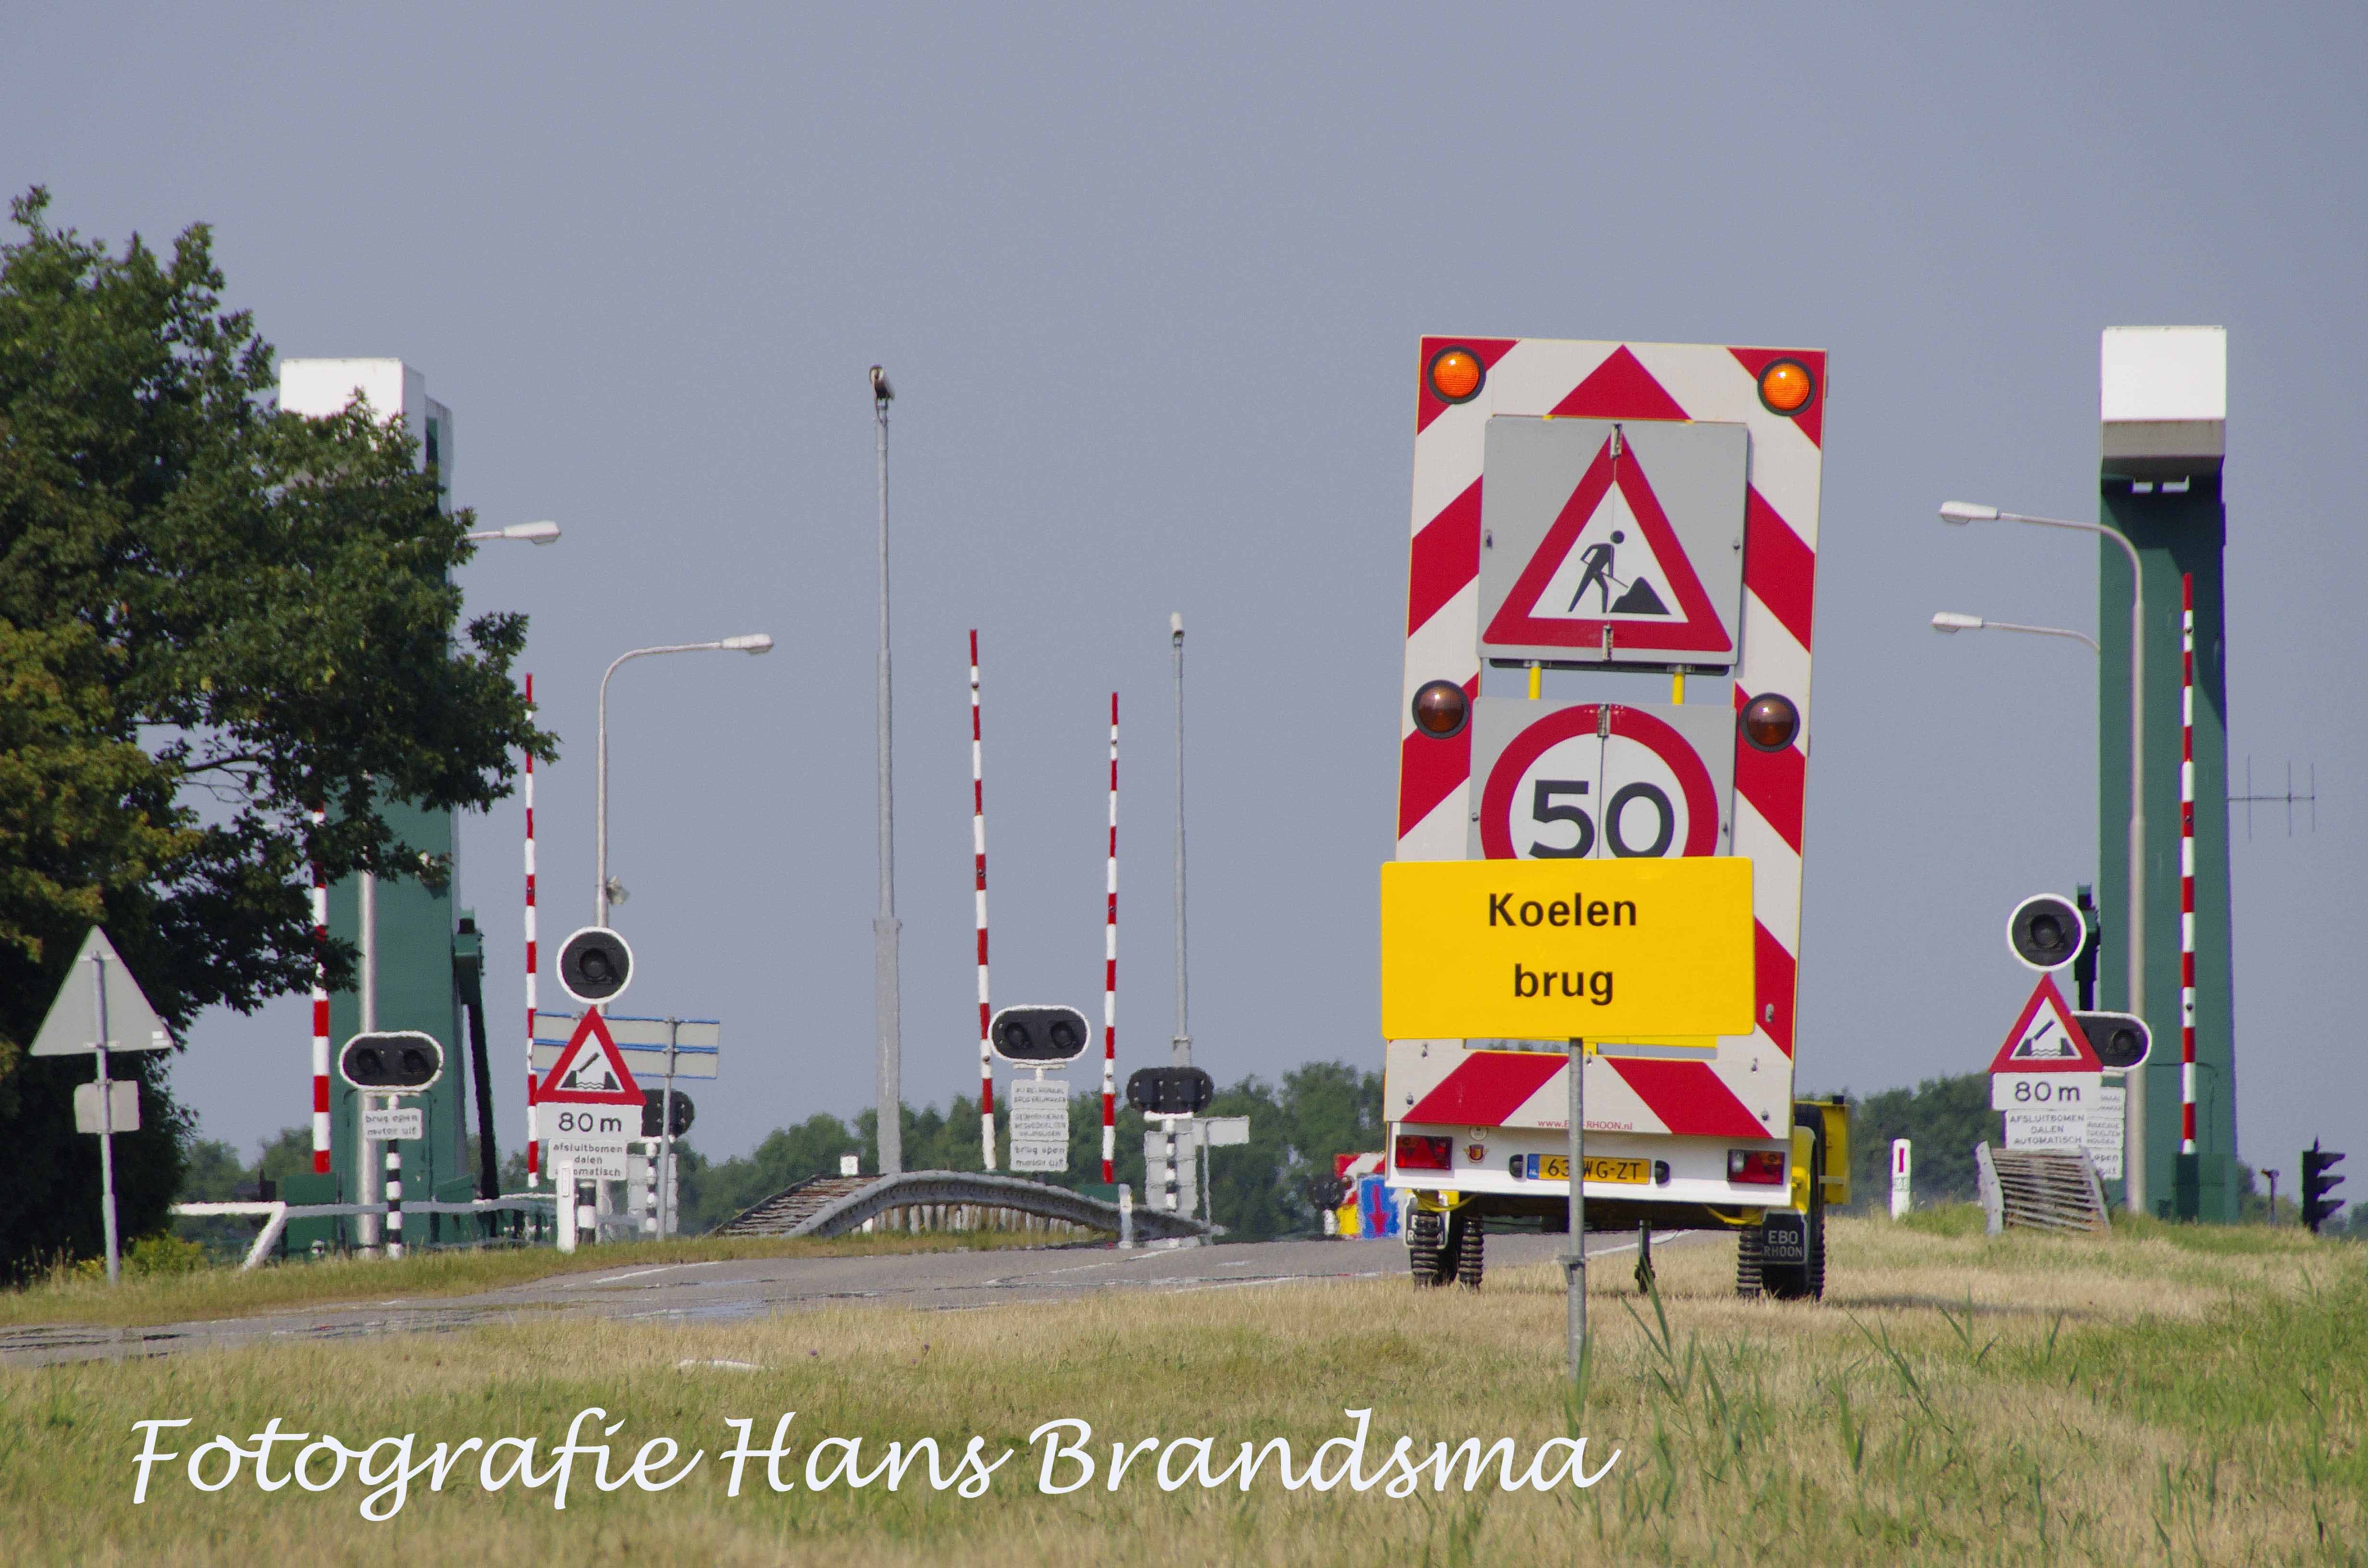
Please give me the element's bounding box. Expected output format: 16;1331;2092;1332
989;1004;1092;1065
1126;1066;1215;1117
339;1030;445;1091
2073;1011;2151;1071
557;925;634;1005
2008;893;2083;971
2302;1140;2347;1234
642;1089;695;1139
2072;884;2103;1009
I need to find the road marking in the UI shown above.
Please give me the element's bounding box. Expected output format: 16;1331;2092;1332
581;1261;732;1286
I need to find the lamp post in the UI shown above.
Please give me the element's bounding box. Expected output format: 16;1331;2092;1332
1170;612;1191;1070
871;365;902;1178
596;636;774;927
1929;611;2101;655
464;520;562;545
1937;500;2147;1210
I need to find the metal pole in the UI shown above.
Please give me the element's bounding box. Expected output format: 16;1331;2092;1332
1564;1038;1586;1383
1981;509;2146;1210
1101;693;1120;1184
358;870;382;1255
1170;613;1190;1067
972;632;995;1171
662;1017;679;1237
93;950;121;1285
874;371;903;1176
524;674;540;1185
2123;544;2147;1212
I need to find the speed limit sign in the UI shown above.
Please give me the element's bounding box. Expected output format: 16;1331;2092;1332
1469;698;1734;861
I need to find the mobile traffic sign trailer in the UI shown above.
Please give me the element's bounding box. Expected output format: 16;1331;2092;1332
1388;337;1840;1327
30;928;173;1285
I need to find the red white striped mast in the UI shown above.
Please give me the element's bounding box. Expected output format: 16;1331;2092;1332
1102;692;1119;1184
973;632;997;1170
2180;577;2196;1156
309;809;330;1174
524;673;542;1183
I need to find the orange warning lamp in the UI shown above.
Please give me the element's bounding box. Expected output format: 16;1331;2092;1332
1410;679;1469;738
1739;692;1799;752
1428;347;1484;404
1756;359;1814;416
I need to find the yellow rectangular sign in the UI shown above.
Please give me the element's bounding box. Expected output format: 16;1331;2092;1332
1379;858;1754;1040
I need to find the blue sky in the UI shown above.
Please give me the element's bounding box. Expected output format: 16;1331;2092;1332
6;4;2360;1176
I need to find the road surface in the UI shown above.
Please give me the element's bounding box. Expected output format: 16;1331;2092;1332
0;1230;1702;1368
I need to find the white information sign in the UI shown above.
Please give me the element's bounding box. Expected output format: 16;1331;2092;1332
2002;1106;2092;1151
1008;1080;1070;1173
545;1138;630;1179
1991;1072;2103;1112
2086;1083;2126;1180
361;1105;425;1141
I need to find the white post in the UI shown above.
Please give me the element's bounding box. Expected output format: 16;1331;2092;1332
92;949;121;1286
555;1154;578;1252
1118;1184;1135;1250
1890;1138;1913;1219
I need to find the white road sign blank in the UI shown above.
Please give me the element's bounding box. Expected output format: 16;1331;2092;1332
1008;1080;1070;1173
1991;1072;2102;1111
73;1080;140;1135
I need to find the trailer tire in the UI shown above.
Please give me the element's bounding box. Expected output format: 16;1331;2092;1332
1406;1209;1448;1288
1449;1213;1485;1290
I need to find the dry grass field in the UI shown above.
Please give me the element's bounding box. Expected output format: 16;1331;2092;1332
3;1210;2362;1566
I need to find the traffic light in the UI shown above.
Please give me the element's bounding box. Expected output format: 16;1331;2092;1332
2072;1011;2151;1071
2007;893;2083;971
339;1031;444;1090
989;1004;1092;1065
2301;1141;2346;1234
556;926;634;1005
1126;1066;1215;1117
641;1090;695;1139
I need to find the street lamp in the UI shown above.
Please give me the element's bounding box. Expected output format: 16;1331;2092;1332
1929;611;2101;655
464;520;563;545
596;635;774;926
1938;499;2147;1210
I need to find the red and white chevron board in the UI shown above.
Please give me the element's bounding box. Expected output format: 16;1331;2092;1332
1395;337;1823;1141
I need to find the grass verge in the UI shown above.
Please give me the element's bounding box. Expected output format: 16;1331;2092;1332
3;1214;2363;1565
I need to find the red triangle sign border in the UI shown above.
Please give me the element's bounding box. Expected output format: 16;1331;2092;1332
1987;975;2104;1074
1482;432;1734;655
534;1009;645;1105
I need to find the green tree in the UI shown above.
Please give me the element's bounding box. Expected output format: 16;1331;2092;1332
1838;1072;2002;1209
0;190;551;1277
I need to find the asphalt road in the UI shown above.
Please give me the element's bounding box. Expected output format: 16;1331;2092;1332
0;1230;1700;1369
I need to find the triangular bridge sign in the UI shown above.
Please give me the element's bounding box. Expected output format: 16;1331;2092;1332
534;1009;644;1105
1987;975;2104;1074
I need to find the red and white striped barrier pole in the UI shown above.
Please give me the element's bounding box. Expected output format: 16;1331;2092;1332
2180;576;2196;1156
524;673;541;1184
973;632;996;1171
1102;693;1119;1184
309;809;330;1175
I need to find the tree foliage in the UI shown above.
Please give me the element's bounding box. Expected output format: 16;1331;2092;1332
0;189;553;1276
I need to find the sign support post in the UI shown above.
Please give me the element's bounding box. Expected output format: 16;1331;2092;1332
660;1017;679;1238
91;949;121;1286
1563;1036;1585;1385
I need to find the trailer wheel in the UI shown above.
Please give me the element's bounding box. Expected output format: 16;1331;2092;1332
1762;1164;1827;1302
1449;1212;1485;1290
1406;1209;1448;1287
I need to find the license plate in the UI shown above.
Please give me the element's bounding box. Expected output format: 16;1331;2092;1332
1525;1154;1648;1184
